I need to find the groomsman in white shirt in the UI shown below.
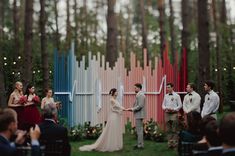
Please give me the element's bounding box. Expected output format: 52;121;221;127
201;80;220;119
162;83;182;141
183;83;201;114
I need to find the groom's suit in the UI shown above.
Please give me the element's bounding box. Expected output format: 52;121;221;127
132;91;146;148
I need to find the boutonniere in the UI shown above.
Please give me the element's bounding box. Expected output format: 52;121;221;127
190;98;192;103
171;98;174;101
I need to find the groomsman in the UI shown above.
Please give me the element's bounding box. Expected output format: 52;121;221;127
201;80;220;119
183;83;201;114
162;83;182;141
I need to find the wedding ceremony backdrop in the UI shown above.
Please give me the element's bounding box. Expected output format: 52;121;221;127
54;43;188;128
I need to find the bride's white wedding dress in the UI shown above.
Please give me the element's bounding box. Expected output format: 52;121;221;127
79;98;124;152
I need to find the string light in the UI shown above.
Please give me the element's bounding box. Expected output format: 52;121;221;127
17;72;20;75
49;70;52;74
3;57;7;60
4;63;7;66
12;72;15;75
33;71;36;74
215;69;218;72
233;67;235;70
37;70;40;73
18;56;21;60
223;68;227;71
13;62;16;65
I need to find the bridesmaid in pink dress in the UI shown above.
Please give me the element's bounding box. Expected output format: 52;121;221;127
79;88;125;152
41;88;56;109
23;84;41;131
8;81;26;130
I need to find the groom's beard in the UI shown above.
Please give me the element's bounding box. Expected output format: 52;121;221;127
135;91;139;93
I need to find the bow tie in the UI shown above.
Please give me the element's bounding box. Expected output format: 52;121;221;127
188;93;192;96
169;93;173;96
207;93;210;95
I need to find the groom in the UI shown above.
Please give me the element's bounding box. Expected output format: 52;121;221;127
126;83;146;149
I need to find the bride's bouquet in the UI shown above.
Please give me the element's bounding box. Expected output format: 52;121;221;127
18;96;27;105
32;95;40;104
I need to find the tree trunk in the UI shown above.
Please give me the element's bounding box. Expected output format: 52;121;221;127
0;0;6;107
54;0;60;51
211;0;222;112
125;5;131;55
169;0;175;63
220;0;226;24
65;0;71;50
158;0;165;66
23;0;34;87
119;11;126;54
180;0;191;91
140;0;148;62
106;0;117;68
181;0;190;58
83;0;88;51
13;0;20;58
40;0;49;90
198;0;210;95
74;0;78;53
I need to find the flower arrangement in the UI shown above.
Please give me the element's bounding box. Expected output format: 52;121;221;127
84;122;103;140
32;95;40;104
69;122;103;141
69;124;84;141
18;96;27;105
132;118;166;142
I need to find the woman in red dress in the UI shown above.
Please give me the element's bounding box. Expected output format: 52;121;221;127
23;84;41;131
8;81;26;130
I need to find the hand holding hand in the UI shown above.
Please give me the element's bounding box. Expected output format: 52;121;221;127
126;108;133;112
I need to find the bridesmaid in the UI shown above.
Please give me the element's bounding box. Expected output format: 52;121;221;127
8;81;26;130
23;84;41;131
41;88;55;109
41;88;61;110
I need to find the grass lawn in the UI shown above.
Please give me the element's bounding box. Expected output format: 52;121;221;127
71;133;177;156
70;105;232;156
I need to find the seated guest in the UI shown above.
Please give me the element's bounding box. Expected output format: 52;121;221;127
204;120;222;156
219;113;235;156
192;115;216;155
178;111;202;155
0;108;41;156
39;103;70;156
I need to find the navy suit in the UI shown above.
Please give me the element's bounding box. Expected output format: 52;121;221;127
39;119;70;156
222;151;235;156
207;148;223;156
0;135;41;156
0;135;16;156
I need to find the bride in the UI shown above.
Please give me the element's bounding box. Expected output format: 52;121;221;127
79;88;125;152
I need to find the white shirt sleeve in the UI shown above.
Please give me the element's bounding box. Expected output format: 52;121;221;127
183;95;188;113
162;96;166;110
